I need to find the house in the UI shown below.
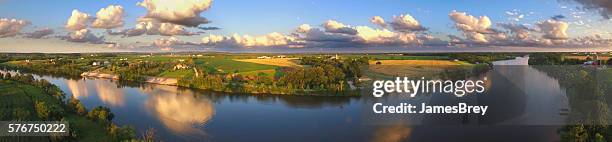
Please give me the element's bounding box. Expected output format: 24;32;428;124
330;54;340;60
173;64;189;70
92;62;100;66
257;56;271;59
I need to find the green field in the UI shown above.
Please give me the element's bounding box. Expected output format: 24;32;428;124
195;57;279;74
158;69;195;78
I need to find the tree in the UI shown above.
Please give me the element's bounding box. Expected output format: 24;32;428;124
87;106;114;122
35;101;50;119
67;97;87;115
108;124;136;141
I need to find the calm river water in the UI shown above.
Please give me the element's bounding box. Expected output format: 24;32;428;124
2;57;571;142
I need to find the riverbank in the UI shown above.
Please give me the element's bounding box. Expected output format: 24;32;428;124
81;72;178;86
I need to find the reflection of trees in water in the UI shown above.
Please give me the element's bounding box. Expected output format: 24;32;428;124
476;68;526;124
142;87;214;139
187;89;357;109
534;66;610;141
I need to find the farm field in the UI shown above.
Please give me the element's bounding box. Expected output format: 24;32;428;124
235;58;302;67
565;55;611;60
195;57;279;73
366;60;472;77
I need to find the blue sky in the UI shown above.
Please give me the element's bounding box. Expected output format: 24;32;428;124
0;0;610;52
0;0;573;34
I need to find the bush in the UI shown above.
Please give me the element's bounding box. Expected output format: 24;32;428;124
67;97;87;115
87;106;114;122
108;124;136;141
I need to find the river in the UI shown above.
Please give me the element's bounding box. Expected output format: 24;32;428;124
1;56;572;142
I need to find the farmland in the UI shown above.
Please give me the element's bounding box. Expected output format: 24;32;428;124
0;53;521;94
235;58;302;67
365;59;476;78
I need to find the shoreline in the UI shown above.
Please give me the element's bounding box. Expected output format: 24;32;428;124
80;72;178;86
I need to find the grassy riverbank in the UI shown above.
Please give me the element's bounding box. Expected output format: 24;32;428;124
0;73;139;141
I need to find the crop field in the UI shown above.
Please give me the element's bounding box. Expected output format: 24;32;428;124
235;58;302;67
565;55;611;60
366;60;471;77
195;57;279;76
344;55;449;60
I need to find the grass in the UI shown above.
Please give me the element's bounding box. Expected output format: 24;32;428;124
196;57;278;73
65;114;112;142
235;58;302;67
158;69;195;78
0;80;62;121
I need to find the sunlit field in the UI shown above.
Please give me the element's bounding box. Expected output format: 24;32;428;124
235;58;302;67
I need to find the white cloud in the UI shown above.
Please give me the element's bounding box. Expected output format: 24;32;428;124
63;29;105;44
448;11;503;44
201;32;294;47
390;14;426;32
294;25;354;42
370;16;387;28
92;5;125;29
154;36;200;50
137;0;212;27
65;9;91;31
116;19;195;36
498;23;533;40
537;20;569;39
0;18;30;38
322;20;357;35
449;11;494;34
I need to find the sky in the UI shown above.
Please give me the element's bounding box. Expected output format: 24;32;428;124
1;0;612;53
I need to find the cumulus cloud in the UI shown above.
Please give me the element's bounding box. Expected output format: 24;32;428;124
112;19;196;37
92;5;125;29
137;0;212;27
202;32;295;47
498;23;534;40
63;29;105;44
25;28;54;39
65;9;91;31
370;16;387;28
567;0;612;19
449;11;494;34
537;20;569;39
322;20;358;35
354;26;418;44
294;24;353;42
294;23;424;46
448;11;505;44
569;34;612;46
0;18;30;38
390;14;427;32
153;37;198;50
